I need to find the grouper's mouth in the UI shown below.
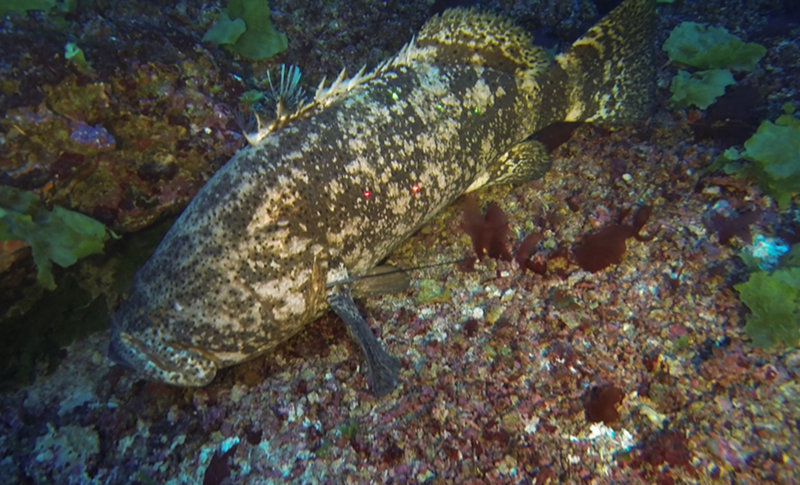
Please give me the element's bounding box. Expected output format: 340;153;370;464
107;323;219;387
107;318;145;372
107;332;136;371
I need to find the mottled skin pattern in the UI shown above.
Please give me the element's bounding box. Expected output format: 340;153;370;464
109;0;655;390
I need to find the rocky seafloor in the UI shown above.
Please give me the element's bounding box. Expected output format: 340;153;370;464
2;0;800;483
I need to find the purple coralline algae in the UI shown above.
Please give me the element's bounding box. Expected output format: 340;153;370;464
69;122;116;152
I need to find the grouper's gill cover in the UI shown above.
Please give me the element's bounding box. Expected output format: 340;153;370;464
109;0;656;395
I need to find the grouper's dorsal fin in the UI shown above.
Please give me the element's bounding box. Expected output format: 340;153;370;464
244;8;554;146
246;63;383;145
555;0;656;124
245;42;420;145
411;8;550;77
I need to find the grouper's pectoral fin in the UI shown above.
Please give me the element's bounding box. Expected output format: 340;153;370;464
327;284;400;397
466;138;550;192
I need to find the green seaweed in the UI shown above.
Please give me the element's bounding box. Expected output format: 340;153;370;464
663;21;766;109
202;15;247;46
719;106;800;208
663;21;766;72
64;42;93;73
0;186;110;290
203;0;287;60
338;418;360;439
735;264;800;349
782;243;800;268
669;69;735;109
0;0;55;16
0;0;78;17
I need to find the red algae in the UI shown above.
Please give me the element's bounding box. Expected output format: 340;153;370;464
516;231;545;273
638;429;691;468
463;200;655;275
202;442;238;485
461;197;513;261
573;205;654;272
584;384;625;425
710;209;760;244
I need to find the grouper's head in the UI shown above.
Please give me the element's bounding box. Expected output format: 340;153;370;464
108;290;219;387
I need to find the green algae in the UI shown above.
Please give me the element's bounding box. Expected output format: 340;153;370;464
735;266;800;348
204;0;288;60
0;186;110;290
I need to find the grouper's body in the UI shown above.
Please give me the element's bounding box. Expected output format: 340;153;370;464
109;0;655;395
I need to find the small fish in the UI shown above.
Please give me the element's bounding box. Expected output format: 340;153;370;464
109;0;656;396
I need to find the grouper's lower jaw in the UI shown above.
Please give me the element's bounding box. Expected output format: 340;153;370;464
108;329;218;387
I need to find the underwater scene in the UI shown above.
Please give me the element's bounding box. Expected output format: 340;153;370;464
1;0;800;483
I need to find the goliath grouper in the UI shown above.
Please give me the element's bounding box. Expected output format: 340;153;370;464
109;0;656;396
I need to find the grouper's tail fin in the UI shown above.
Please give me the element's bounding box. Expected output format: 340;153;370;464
556;0;656;124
